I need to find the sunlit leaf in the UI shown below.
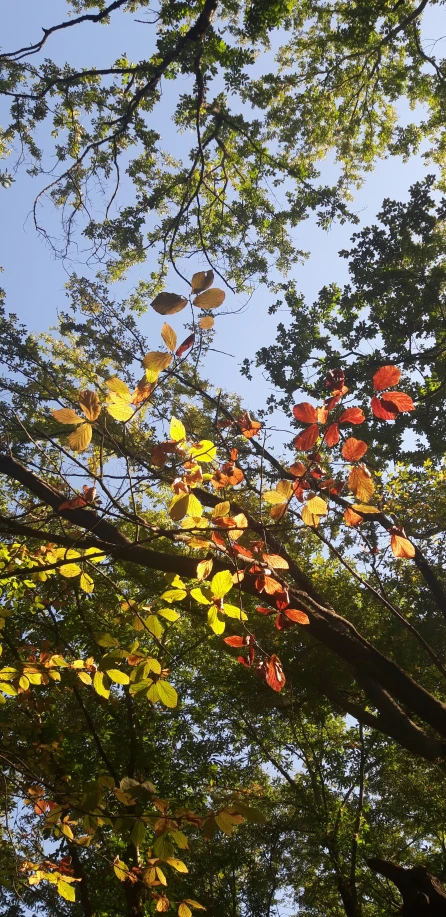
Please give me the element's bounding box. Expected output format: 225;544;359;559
161;323;177;352
106;669;130;685
51;408;83;425
211;570;233;598
166;857;188;873
68;423;92;452
196;558;213;580
79;572;94;593
342;438;368;461
170;416;186;442
189;440;216;462
198;315;214;330
373;365;401;391
106;377;132;399
391;532;416;558
324;423;340;447
59;562;82;578
142;352;173;372
79;390;101;421
348;465;374;503
371;396;398;421
193;288;225;310
191;269;214;293
294;424;319;451
383;391;415;413
106;400;134;422
57;880;75;902
208;606;225;634
292;402;317;423
338;407;365;425
93;671;110;699
157;680;178;707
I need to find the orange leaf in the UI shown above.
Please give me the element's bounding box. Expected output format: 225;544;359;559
289;461;306;477
348;464;374;503
371;396;398;421
341;438;368;461
344;507;363;527
283;608;310;624
257;655;286;693
223;636;245;647
338;407;365;425
317;406;329;424
294;424;319;451
390;532;415;559
324;422;340;447
262;554;289;570
292;402;317;423
373;365;401;391
383;391;415;413
238;412;261;439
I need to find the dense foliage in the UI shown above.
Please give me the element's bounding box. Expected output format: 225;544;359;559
0;3;446;917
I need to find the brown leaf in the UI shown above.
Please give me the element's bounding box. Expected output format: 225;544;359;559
193;288;225;310
191;270;214;293
151;293;188;315
79;390;101;421
161;323;177;353
198;315;215;330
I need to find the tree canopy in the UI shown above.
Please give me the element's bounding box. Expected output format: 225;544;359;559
0;3;446;917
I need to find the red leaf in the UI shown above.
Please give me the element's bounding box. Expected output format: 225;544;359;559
383;391;415;413
294;424;319;451
371;396;398;421
238;412;262;438
256;606;275;616
223;636;245;647
212;532;228;550
293;402;318;423
175;332;195;357
283;608;310;624
238;655;251;667
324;422;340;447
341;438;368;462
338;407;365;425
275;612;294;630
373;365;401;391
263;655;286;692
325;369;345;391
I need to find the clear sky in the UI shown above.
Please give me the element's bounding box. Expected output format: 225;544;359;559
0;2;444;413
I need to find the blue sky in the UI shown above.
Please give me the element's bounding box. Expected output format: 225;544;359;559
0;1;444;416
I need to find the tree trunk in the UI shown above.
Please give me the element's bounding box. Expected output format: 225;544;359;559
368;858;446;915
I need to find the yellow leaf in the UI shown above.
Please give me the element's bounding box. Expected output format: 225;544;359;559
106;400;134;422
114;859;129;881
59;562;82;578
106;377;132;399
93;671;110;699
106;669;130;685
51;408;83;425
170;416;186;442
68;423;92;452
166;858;188;873
270;503;288;520
189;440;216;463
79;572;94;593
276;480;294;500
263;490;287;505
184;900;206;910
187;493;203;517
156;867;167;886
208;606;225;635
0;683;18;696
142;352;173;372
161;323;177;352
157;607;180;622
78;671;92;686
211;570;233;598
223;604;247;620
198;315;214;330
306;496;327;516
193;289;225;310
58;880;75;902
79;390;101;421
191;269;214;293
157;680;178;708
178;905;192;917
196;558;213;580
145;367;161;384
212;502;230;519
301;505;319;527
351;504;380;514
190;587;211;605
170;494;190;521
151;292;188;315
348;465;374;503
391;533;416;559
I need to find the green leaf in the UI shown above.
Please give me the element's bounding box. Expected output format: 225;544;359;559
208;606;225;635
145;615;164;639
160;588;187;604
131;819;146;847
157;607;180;622
153;834;174;859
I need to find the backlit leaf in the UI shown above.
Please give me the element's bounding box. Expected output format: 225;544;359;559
151;292;187;315
342;438;368;461
176;332;195;357
294;424;319;451
373;365;401;391
208;606;225;634
157;680;178;707
211;570;233;598
106;669;130;685
338;407;365;425
348;465;374;503
59;562;82;578
284;608;310;624
212;501;231;519
189;440;216;462
178;905;192;917
196;558;213;580
391;533;416;559
170;416;186;442
191;269;214;293
57;880;75;902
383;391;415;413
106;377;131;399
142;352;173;372
371;396;398;420
131;819;146;847
193;288;225;310
161;323;177;352
324;423;340;447
198;315;214;330
93;671;110;699
79;572;94;593
292;402;317;423
79;390;101;421
68;423;92;452
166;858;188;873
262;554;289;570
51;408;83;425
106;401;134;422
344;507;363;526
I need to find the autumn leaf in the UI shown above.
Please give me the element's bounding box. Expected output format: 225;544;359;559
161;323;177;352
211;570;233;598
191;269;214;293
390;530;415;559
106;377;131;399
170;417;186;442
382;391;415;413
348;465;374;503
142;352;173;373
151;292;187;315
262;554;289;570
68;423;92;452
373;365;401;391
344;507;363;527
324;422;340;447
196;558;213;580
338;407;365;425
176;332;195;357
51;408;83;425
193;288;225;310
284;608;310;624
341;438;368;461
292;402;317;423
198;315;214;330
371;396;398;420
79;390;101;421
294;424;319;451
238;412;261;438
